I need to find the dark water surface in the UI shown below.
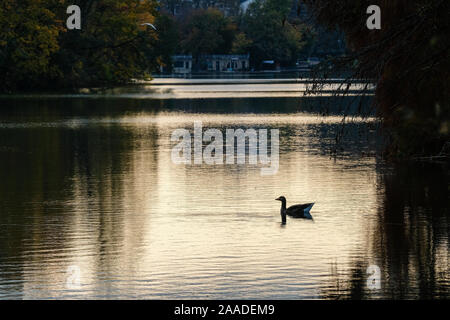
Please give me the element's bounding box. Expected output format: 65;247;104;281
0;89;448;299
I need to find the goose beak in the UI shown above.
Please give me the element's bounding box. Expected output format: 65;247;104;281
275;197;281;201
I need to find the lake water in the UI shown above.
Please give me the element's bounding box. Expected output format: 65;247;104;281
0;82;448;299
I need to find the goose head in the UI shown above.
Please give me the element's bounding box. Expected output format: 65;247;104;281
276;196;287;209
276;196;287;224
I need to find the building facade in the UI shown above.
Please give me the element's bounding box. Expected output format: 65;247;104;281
172;55;193;73
203;54;250;72
170;54;249;73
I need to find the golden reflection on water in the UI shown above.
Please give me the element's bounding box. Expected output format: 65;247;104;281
5;113;376;299
0;107;447;299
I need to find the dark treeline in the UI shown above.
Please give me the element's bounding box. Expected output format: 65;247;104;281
0;0;344;91
0;0;160;91
1;0;447;159
303;0;449;159
156;0;334;71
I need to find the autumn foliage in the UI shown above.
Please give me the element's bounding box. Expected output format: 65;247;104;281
0;0;159;91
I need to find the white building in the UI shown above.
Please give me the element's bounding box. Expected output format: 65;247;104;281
172;55;192;74
204;54;250;72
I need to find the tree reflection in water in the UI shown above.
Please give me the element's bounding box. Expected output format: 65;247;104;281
324;162;449;299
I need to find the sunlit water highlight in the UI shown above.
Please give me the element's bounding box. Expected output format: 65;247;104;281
0;84;447;299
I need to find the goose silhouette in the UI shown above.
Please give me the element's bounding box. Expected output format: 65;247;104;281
276;196;314;224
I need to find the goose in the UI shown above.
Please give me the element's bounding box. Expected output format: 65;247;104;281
276;196;314;223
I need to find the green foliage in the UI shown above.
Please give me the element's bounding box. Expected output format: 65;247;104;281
0;0;62;90
0;0;159;91
153;14;179;72
231;33;253;54
241;0;305;66
56;0;159;87
163;0;306;67
0;0;310;90
180;8;237;58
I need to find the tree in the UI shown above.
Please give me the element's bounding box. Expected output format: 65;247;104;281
154;13;179;72
180;8;238;62
231;33;253;54
0;0;62;91
159;0;183;15
55;0;159;86
241;0;305;67
0;0;160;91
303;0;450;158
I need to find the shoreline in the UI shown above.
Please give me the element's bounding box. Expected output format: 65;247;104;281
0;78;375;98
140;78;373;86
